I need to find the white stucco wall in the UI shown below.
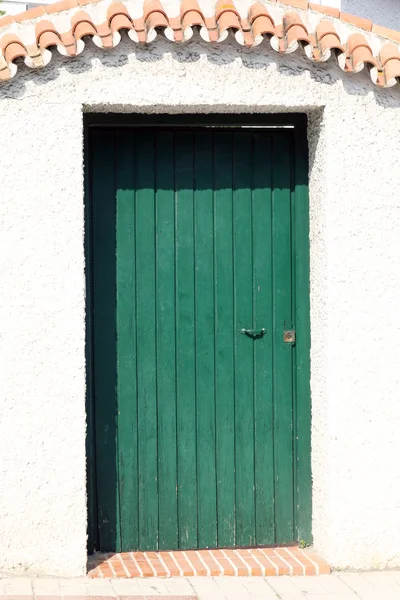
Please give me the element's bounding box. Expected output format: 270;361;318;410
1;32;400;576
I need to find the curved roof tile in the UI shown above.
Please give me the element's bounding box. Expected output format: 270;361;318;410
0;0;400;87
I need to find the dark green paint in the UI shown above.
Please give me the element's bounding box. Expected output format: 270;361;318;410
116;132;139;551
272;133;295;543
85;116;311;552
214;132;235;548
175;132;198;549
252;132;275;544
155;132;179;550
194;132;218;549
91;130;119;551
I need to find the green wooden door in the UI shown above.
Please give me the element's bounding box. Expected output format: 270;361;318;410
88;122;310;552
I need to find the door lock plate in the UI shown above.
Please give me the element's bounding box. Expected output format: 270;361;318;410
283;330;296;343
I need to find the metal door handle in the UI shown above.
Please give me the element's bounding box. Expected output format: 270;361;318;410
240;328;266;337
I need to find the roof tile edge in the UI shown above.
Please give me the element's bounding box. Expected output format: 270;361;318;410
0;0;399;87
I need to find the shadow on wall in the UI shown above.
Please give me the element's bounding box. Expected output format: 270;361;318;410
0;30;398;108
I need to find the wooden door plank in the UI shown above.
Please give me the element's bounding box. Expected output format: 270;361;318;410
194;132;218;549
214;132;236;548
135;132;159;550
272;132;294;544
116;131;138;551
91;130;120;551
175;131;198;549
232;132;256;547
90;123;306;554
252;132;275;545
155;132;179;550
293;126;312;544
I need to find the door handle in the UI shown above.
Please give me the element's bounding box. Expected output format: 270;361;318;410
240;328;266;338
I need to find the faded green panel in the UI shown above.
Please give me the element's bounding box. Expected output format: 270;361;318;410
232;132;256;547
272;132;295;543
214;132;236;548
116;132;138;551
252;133;275;545
88;120;310;552
293;122;312;544
91;130;119;551
175;131;198;549
155;132;179;550
135;132;159;550
194;132;218;549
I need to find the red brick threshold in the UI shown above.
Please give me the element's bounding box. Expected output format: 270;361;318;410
88;547;330;577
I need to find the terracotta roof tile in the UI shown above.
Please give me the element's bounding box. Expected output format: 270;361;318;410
0;0;400;87
308;3;339;18
340;11;372;32
373;24;400;45
315;21;343;60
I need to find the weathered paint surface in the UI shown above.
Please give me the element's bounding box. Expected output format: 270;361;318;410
0;37;400;575
89;127;306;552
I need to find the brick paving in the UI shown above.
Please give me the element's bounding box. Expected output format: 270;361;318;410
88;547;330;578
1;572;400;599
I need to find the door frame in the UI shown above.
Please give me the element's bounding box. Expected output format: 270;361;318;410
84;113;311;554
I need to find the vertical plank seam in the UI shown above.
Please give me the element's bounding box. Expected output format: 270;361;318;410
153;132;160;551
290;131;299;541
293;119;312;544
192;131;199;549
212;131;219;548
232;131;237;548
271;133;277;544
250;132;257;546
114;131;122;552
173;131;180;550
193;132;199;548
134;132;140;551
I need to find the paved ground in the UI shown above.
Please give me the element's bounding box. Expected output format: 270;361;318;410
1;572;400;600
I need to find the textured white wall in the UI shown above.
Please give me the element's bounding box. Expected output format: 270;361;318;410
0;35;400;575
0;99;87;576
